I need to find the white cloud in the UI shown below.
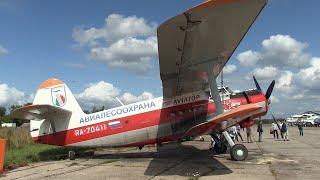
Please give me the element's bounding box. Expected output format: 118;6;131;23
295;57;320;91
0;45;8;57
73;14;156;46
234;34;320;117
72;14;158;74
120;92;154;105
89;36;158;74
237;50;261;66
269;96;279;104
237;34;310;68
251;66;278;80
276;71;294;94
223;64;237;74
261;35;310;67
75;81;154;110
0;84;26;106
76;81;120;108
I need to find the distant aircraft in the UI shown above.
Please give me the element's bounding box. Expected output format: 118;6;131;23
12;0;272;161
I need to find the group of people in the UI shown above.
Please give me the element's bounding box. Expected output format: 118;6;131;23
227;121;292;143
227;123;263;143
228;125;253;143
270;121;289;141
227;125;244;142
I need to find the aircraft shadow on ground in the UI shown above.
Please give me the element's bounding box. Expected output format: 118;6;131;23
79;143;232;177
144;144;233;177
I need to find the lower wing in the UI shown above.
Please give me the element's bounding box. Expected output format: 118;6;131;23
183;104;262;137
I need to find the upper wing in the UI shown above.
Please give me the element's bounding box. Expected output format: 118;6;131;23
158;0;267;98
11;104;71;121
183;103;262;137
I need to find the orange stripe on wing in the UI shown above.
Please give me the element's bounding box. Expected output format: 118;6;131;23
188;0;241;12
183;103;262;137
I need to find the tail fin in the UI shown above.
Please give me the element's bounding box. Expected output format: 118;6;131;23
33;78;83;114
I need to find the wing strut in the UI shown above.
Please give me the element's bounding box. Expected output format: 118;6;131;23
208;74;223;115
48;117;56;133
207;70;235;147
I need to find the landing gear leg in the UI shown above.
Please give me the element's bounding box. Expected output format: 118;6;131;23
68;150;75;160
222;131;248;161
210;133;227;154
206;70;248;161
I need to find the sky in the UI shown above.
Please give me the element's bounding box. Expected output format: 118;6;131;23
1;0;320;117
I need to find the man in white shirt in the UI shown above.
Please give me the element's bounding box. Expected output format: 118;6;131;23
271;122;279;139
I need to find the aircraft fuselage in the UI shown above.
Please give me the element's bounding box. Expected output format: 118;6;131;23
31;90;267;147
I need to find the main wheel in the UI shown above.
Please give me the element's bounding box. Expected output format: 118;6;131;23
230;144;248;161
213;143;228;154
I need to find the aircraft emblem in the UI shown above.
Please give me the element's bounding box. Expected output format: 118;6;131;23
51;86;67;107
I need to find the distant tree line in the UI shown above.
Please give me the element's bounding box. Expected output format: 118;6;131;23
83;106;105;114
0;104;31;126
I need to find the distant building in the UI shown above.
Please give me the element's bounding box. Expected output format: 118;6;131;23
303;111;320;116
1;123;16;128
286;111;320;126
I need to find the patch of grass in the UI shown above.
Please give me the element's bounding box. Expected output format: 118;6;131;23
188;177;199;180
102;160;118;164
0;127;90;169
0;127;33;149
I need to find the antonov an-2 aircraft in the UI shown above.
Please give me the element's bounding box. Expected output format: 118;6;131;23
12;0;273;161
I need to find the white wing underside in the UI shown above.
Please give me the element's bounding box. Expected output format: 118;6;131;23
157;0;267;98
11;105;71;121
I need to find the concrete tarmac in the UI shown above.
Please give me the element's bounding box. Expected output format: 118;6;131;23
2;126;320;180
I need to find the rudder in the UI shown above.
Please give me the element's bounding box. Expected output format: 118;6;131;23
33;78;83;114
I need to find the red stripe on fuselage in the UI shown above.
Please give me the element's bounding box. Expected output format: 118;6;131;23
34;99;209;146
33;93;266;146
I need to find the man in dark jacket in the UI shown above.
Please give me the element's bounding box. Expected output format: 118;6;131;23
257;121;263;142
298;122;303;136
281;121;289;141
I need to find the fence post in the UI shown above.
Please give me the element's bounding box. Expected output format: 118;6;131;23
0;139;6;174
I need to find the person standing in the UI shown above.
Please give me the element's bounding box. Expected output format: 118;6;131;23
236;125;243;141
271;122;279;139
281;121;289;141
257;121;263;142
228;126;237;142
246;127;253;143
298;122;304;136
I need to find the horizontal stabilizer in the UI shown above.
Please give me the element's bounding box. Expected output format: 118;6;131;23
183;104;262;137
10;104;72;121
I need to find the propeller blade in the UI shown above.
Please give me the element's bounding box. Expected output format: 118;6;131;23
253;76;262;91
265;80;275;100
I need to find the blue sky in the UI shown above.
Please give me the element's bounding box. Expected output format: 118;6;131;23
1;0;320;116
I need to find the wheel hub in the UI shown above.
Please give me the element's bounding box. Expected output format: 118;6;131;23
236;149;244;157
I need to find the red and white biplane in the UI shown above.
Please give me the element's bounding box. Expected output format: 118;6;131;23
12;0;273;161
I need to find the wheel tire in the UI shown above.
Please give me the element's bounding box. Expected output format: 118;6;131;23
230;144;248;161
69;151;76;160
213;143;227;154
